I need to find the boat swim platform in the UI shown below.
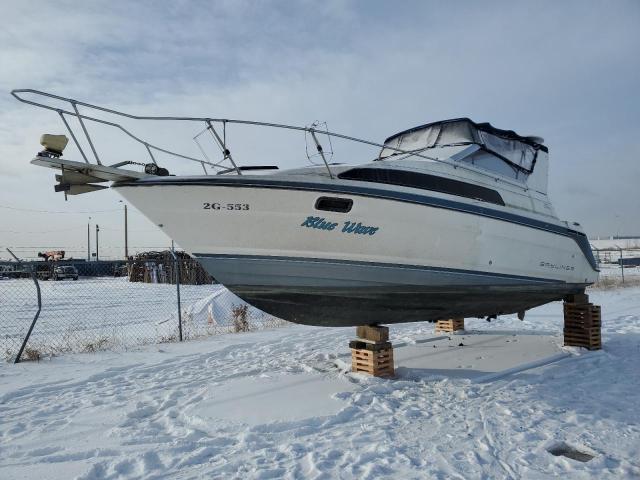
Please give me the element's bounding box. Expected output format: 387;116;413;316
337;331;570;383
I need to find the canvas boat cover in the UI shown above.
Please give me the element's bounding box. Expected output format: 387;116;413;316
380;118;547;175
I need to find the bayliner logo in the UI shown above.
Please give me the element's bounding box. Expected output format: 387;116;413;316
300;216;379;236
539;261;575;271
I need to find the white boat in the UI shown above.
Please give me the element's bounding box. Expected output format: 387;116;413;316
13;89;599;326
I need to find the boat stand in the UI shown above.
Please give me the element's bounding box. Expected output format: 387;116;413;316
563;293;602;350
350;325;395;377
435;318;465;333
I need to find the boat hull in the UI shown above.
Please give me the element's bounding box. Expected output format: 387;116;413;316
223;284;584;326
194;254;586;326
114;177;597;326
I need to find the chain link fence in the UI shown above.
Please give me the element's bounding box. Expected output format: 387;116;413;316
0;256;288;362
591;246;640;288
3;246;638;362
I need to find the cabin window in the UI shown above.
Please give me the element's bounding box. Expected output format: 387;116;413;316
379;119;545;180
338;168;505;206
315;196;353;213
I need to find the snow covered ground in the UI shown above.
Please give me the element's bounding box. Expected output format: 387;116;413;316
1;278;285;359
1;287;639;479
597;263;640;282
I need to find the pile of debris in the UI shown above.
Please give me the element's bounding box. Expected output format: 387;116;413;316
128;251;214;285
38;250;65;261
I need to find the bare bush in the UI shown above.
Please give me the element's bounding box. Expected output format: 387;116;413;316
159;333;179;344
81;337;111;353
232;304;251;333
590;276;640;290
23;347;42;362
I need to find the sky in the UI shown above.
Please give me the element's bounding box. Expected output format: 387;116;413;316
1;0;639;260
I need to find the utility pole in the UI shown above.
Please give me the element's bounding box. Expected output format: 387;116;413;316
87;217;91;262
96;224;100;262
119;200;129;260
124;204;128;259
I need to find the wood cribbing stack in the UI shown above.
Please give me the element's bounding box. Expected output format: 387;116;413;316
350;325;394;377
435;318;465;333
563;293;601;350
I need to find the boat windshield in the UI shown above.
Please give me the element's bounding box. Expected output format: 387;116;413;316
379;118;546;176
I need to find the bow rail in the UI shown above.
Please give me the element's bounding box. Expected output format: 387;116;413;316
12;89;439;179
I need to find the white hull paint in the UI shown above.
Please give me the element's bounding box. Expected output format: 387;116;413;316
116;182;596;285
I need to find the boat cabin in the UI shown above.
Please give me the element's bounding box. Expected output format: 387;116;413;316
378;118;549;193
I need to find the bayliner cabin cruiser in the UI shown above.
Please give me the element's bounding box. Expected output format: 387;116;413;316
13;89;599;326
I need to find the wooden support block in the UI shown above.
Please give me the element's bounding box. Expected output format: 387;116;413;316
564;327;601;350
351;346;394;377
349;340;392;351
563;301;602;350
356;325;389;343
564;293;589;304
351;325;394;377
435;318;465;333
563;303;601;328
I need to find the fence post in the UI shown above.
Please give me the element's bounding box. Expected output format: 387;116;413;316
15;262;43;363
169;250;183;341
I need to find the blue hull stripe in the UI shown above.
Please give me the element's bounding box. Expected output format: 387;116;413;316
115;176;598;271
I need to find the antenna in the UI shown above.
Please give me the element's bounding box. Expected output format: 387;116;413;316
305;121;334;166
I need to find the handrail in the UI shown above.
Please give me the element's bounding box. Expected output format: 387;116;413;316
11;88;441;178
12;89;218;168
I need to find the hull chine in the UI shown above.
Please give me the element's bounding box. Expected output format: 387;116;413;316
194;253;586;327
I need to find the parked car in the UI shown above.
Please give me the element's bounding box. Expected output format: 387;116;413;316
36;263;53;281
53;265;79;281
114;264;129;277
0;265;13;279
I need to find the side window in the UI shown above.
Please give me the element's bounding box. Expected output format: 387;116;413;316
315;196;353;213
338;168;505;206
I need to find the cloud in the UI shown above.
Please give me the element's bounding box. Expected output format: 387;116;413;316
1;0;639;257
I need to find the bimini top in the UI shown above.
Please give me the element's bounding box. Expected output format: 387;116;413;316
380;118;547;174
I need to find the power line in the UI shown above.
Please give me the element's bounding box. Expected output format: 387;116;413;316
0;226;160;234
0;204;121;214
0;226;87;234
98;225;161;233
0;245;173;249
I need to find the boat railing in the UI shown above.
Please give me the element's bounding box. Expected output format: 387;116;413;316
11;89;441;179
